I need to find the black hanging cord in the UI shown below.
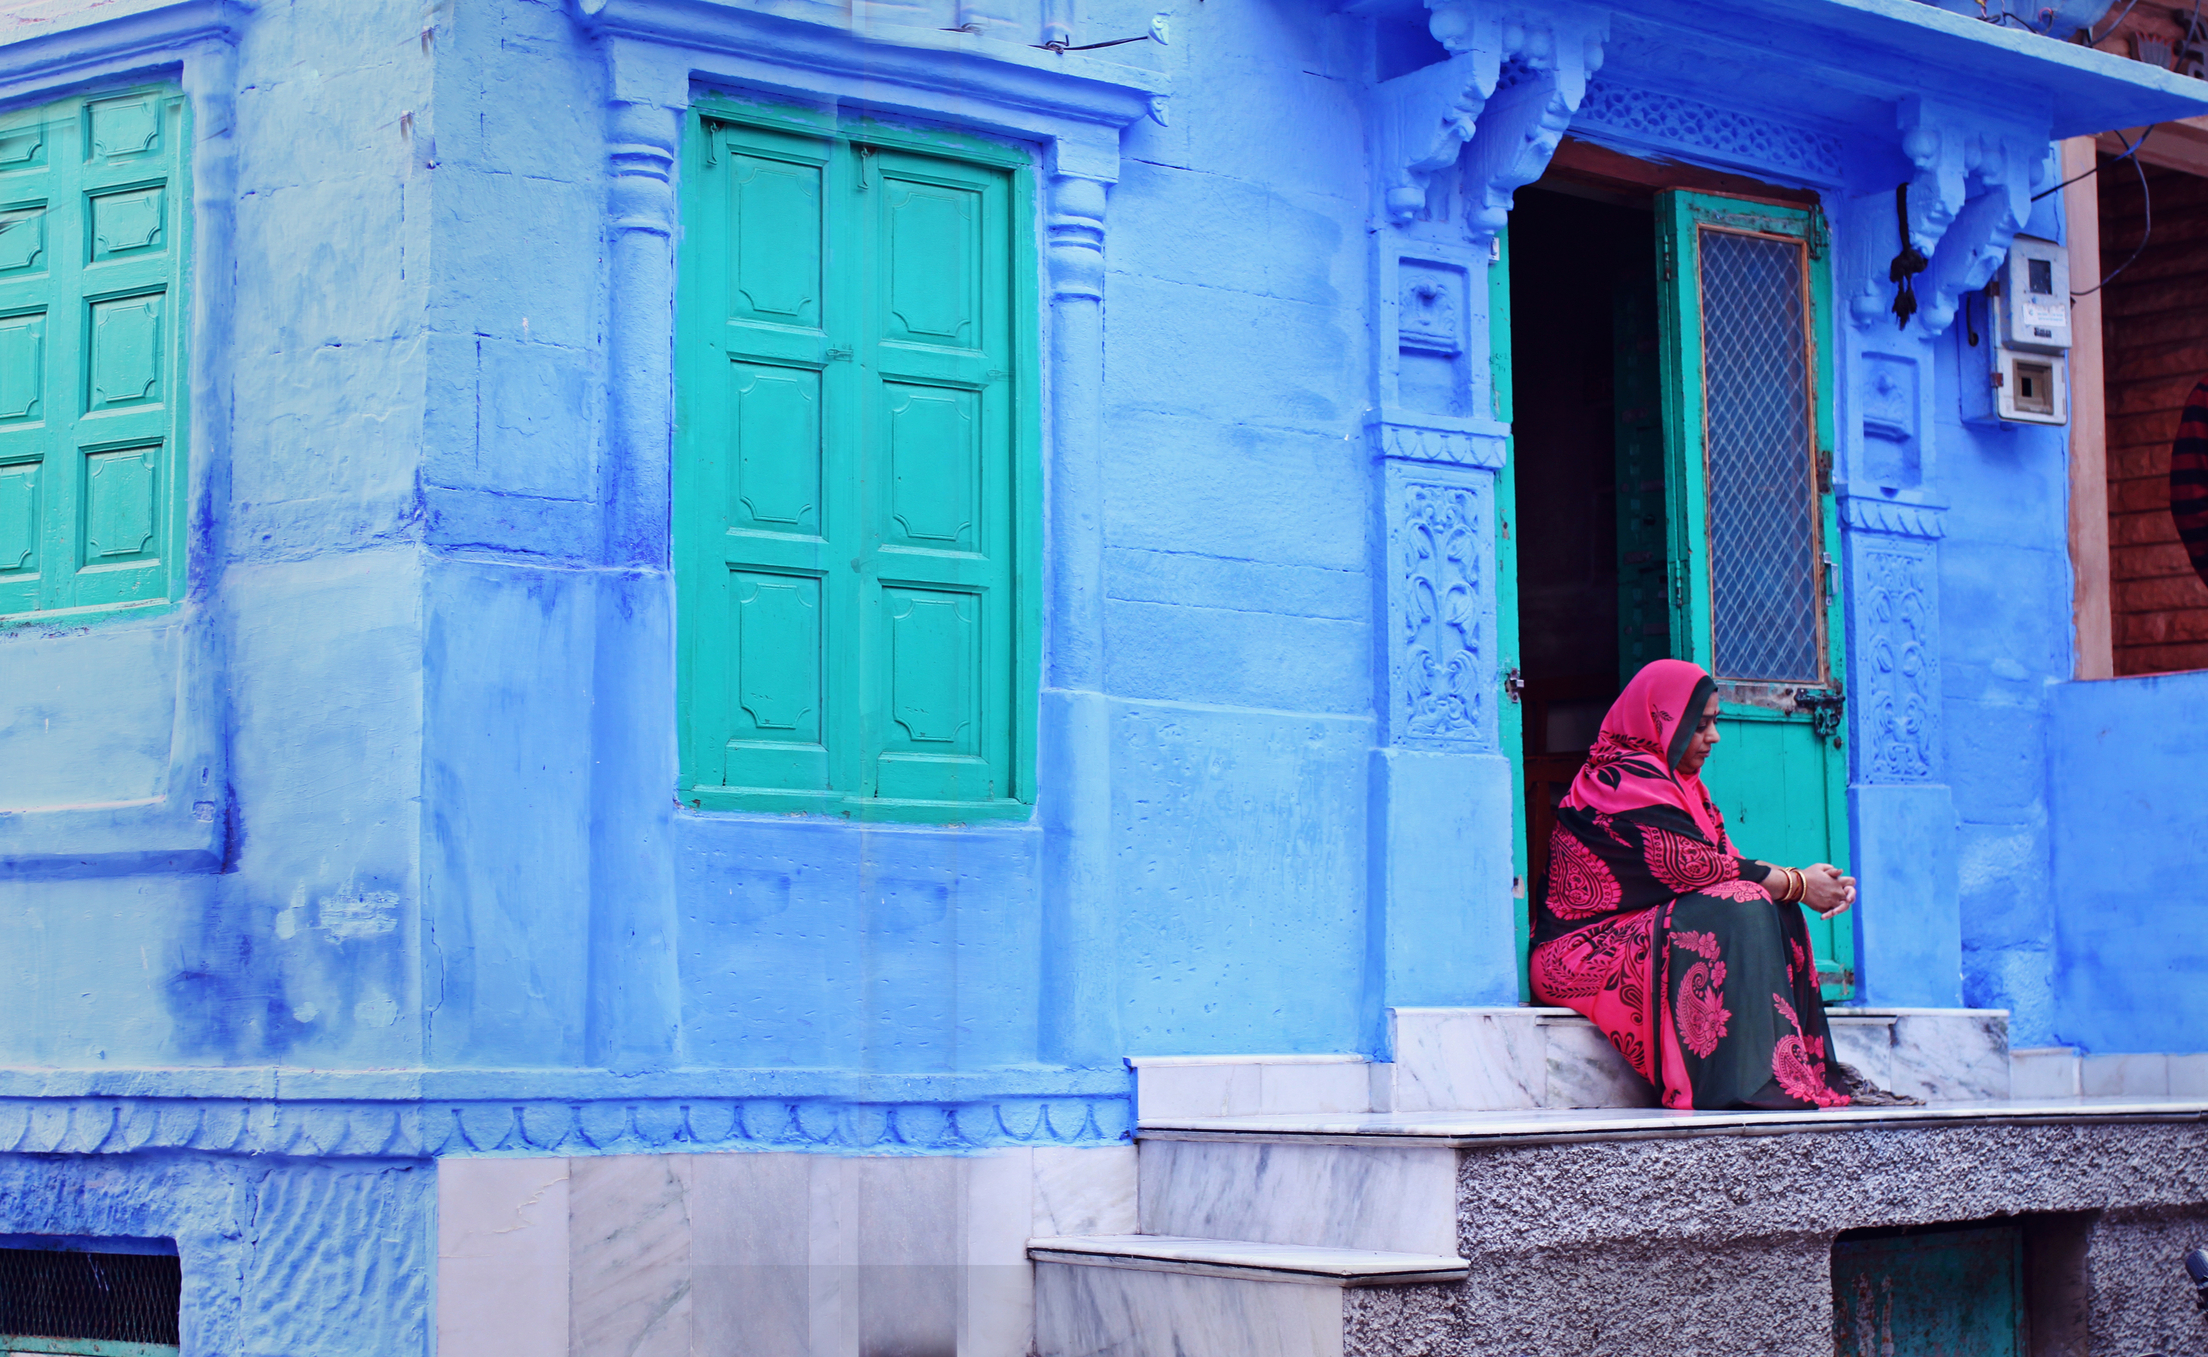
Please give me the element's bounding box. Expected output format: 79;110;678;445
2074;145;2153;298
1888;183;1929;329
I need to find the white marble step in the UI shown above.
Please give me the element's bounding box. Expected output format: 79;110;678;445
1130;1006;2018;1120
1129;1095;2208;1259
1030;1235;1465;1357
1029;1234;1467;1284
1383;1005;2013;1110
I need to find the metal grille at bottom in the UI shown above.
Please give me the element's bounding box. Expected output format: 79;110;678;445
0;1247;181;1349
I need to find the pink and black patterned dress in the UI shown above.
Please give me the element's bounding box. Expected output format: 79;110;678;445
1528;659;1849;1111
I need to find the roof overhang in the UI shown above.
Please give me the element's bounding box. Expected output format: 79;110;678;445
1607;0;2208;141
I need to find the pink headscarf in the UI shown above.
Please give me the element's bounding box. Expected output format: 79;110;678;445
1560;658;1731;849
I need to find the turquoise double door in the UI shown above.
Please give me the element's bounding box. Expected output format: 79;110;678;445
1501;189;1854;999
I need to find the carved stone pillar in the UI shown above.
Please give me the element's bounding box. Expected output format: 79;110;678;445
1369;439;1519;1031
588;94;684;1069
1038;161;1120;1065
1362;4;1610;1038
1840;495;1960;1008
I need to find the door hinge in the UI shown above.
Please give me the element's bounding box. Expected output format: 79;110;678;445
1504;667;1525;704
1817;447;1833;494
1808;208;1830;261
1821;550;1838;599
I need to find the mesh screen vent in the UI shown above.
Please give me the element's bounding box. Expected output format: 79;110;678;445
0;1247;181;1348
1699;227;1821;684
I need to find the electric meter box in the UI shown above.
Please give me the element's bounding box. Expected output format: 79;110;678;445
2002;234;2070;352
1960;234;2071;427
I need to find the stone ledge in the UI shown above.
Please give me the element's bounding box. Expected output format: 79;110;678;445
1138;1095;2208;1148
1030;1235;1468;1286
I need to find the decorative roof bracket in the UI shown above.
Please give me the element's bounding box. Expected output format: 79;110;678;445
1851;96;2047;334
1373;0;1609;241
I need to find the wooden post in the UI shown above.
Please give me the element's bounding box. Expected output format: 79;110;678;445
2063;135;2114;680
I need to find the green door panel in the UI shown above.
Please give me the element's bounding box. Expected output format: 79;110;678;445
0;86;190;621
1654;190;1853;999
678;104;1037;822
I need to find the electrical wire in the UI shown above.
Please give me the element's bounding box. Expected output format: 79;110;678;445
2073;145;2152;297
2031;123;2153;201
2090;0;2147;46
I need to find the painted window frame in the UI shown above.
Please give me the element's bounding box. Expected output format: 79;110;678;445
0;4;238;880
0;82;192;625
674;92;1043;824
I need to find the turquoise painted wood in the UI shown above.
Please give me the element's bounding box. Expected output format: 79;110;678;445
1654;190;1853;999
676;102;1037;821
1832;1225;2025;1357
0;87;191;620
1489;229;1530;996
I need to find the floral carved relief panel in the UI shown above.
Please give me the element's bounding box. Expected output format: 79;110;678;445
1393;476;1490;748
1858;545;1939;782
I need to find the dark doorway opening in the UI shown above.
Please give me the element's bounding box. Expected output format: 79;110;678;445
1508;184;1660;889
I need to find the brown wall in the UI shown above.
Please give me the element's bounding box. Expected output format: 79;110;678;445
2099;158;2208;675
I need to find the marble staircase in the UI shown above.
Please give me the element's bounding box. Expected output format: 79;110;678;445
1025;1004;2094;1356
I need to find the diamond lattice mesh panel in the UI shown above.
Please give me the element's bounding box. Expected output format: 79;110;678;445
0;1248;181;1347
1700;228;1820;683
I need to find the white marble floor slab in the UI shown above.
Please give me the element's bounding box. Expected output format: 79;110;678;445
438;1157;572;1357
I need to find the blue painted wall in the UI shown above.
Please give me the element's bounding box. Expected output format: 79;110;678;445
0;0;2197;1234
1933;325;2077;1046
2047;671;2208;1054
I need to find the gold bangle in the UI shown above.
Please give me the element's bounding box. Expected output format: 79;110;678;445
1786;867;1805;904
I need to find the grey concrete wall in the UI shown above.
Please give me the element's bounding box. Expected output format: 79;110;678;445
1341;1122;2208;1356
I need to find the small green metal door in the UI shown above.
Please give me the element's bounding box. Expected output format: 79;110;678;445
1833;1224;2026;1357
1653;190;1853;999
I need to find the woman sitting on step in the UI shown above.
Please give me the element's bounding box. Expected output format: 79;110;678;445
1528;658;1908;1111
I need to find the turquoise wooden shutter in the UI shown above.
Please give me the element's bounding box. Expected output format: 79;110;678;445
0;87;190;618
678;105;1036;821
681;119;846;809
858;146;1017;806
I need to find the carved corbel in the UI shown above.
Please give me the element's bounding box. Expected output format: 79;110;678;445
1372;0;1608;240
1375;48;1499;224
1852;97;2048;334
